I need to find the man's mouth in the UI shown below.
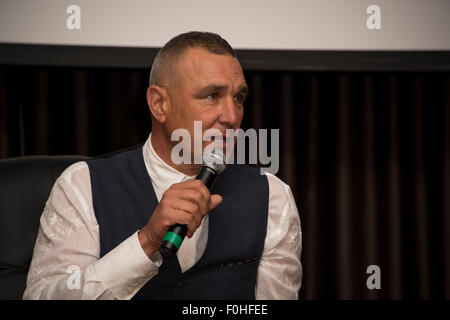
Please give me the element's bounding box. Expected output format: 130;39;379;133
206;134;235;151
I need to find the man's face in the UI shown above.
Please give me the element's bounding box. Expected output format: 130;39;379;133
164;47;248;161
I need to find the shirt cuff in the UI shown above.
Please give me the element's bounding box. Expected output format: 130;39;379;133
93;231;162;299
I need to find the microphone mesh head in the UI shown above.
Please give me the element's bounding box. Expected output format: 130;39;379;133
202;148;226;175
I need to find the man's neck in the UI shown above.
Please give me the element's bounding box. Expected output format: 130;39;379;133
150;131;200;177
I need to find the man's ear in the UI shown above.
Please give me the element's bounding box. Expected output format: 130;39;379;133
147;85;169;123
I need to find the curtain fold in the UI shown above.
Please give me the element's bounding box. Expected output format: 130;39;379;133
443;76;450;299
363;75;379;299
304;75;320;299
412;77;431;299
387;75;403;299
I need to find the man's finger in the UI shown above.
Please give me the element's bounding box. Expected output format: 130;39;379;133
208;194;223;211
172;179;210;202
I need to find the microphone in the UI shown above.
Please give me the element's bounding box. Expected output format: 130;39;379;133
159;148;226;259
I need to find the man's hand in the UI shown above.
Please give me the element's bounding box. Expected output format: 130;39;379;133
138;179;223;257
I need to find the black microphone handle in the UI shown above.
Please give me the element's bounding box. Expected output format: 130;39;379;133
195;166;218;189
159;166;218;259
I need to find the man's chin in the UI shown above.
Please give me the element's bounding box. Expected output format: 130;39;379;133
203;140;235;162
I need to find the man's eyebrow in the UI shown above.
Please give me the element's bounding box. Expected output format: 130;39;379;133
192;83;249;98
193;84;228;97
237;84;249;97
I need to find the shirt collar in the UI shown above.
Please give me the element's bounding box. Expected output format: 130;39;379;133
143;133;195;200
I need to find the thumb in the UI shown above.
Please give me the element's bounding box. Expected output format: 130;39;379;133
209;194;223;211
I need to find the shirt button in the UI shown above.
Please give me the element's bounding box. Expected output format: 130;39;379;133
177;280;184;288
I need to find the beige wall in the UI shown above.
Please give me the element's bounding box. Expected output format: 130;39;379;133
0;0;448;50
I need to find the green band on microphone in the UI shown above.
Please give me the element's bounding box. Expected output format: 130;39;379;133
163;231;183;249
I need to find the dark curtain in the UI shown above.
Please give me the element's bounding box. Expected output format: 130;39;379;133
0;65;449;299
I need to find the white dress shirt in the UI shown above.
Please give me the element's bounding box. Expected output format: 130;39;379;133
23;134;302;300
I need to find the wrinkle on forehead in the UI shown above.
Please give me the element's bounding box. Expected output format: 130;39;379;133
177;48;245;90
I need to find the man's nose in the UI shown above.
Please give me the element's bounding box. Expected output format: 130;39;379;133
218;96;240;126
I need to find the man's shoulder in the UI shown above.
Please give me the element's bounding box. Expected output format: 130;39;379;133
85;144;147;179
224;165;270;188
264;171;290;189
86;144;144;165
227;164;265;177
228;165;290;190
56;144;145;185
51;160;92;204
57;160;89;182
263;171;295;202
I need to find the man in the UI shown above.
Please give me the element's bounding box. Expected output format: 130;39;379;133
23;31;302;299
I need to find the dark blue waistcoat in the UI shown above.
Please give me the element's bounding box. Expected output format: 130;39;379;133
86;145;269;299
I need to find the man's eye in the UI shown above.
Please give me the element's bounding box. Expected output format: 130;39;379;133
234;94;244;104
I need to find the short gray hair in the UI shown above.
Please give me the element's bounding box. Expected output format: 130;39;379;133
149;31;236;86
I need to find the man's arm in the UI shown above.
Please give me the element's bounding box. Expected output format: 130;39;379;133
23;162;160;299
255;173;302;300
